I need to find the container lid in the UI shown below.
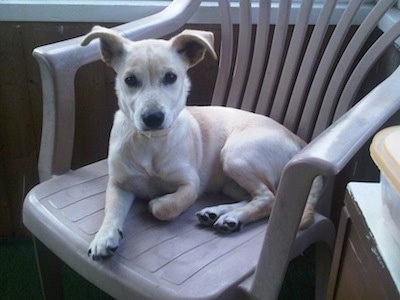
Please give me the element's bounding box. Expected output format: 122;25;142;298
370;126;400;195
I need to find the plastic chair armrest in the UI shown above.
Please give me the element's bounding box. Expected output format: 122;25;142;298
250;65;400;300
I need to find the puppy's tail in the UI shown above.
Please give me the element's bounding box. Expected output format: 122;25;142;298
299;176;323;229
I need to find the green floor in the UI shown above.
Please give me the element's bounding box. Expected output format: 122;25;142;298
0;237;315;299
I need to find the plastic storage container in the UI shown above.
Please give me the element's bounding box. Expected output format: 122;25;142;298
370;126;400;245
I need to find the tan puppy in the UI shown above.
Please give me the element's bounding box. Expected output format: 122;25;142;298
82;26;322;260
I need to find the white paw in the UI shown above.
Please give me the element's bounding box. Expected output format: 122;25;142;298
196;208;220;226
88;225;123;261
148;196;181;221
213;214;242;233
196;201;247;230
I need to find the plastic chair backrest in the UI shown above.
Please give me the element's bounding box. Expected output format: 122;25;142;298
211;0;399;141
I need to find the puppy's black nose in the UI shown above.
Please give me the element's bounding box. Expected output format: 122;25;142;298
142;110;165;129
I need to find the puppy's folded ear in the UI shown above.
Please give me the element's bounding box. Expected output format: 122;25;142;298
81;26;127;68
171;30;218;68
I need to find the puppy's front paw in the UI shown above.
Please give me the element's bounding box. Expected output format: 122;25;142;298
88;226;123;261
148;196;181;221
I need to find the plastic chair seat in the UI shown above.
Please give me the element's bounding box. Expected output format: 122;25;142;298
23;159;333;299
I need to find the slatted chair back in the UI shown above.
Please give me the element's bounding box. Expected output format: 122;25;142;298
211;0;399;142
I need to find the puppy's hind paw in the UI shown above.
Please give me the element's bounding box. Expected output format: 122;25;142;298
213;216;242;233
196;202;247;228
196;210;218;226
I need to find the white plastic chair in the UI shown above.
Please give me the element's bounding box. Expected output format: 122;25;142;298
23;0;400;299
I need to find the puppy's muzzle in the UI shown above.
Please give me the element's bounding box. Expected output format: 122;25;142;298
141;110;165;130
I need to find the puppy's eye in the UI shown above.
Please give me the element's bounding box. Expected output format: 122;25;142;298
163;72;177;85
125;75;140;88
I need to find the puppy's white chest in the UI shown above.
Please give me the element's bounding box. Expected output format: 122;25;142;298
114;157;176;198
129;174;176;199
113;137;188;197
132;156;167;183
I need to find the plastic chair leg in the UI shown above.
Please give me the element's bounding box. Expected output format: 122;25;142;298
33;236;64;300
315;242;332;300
